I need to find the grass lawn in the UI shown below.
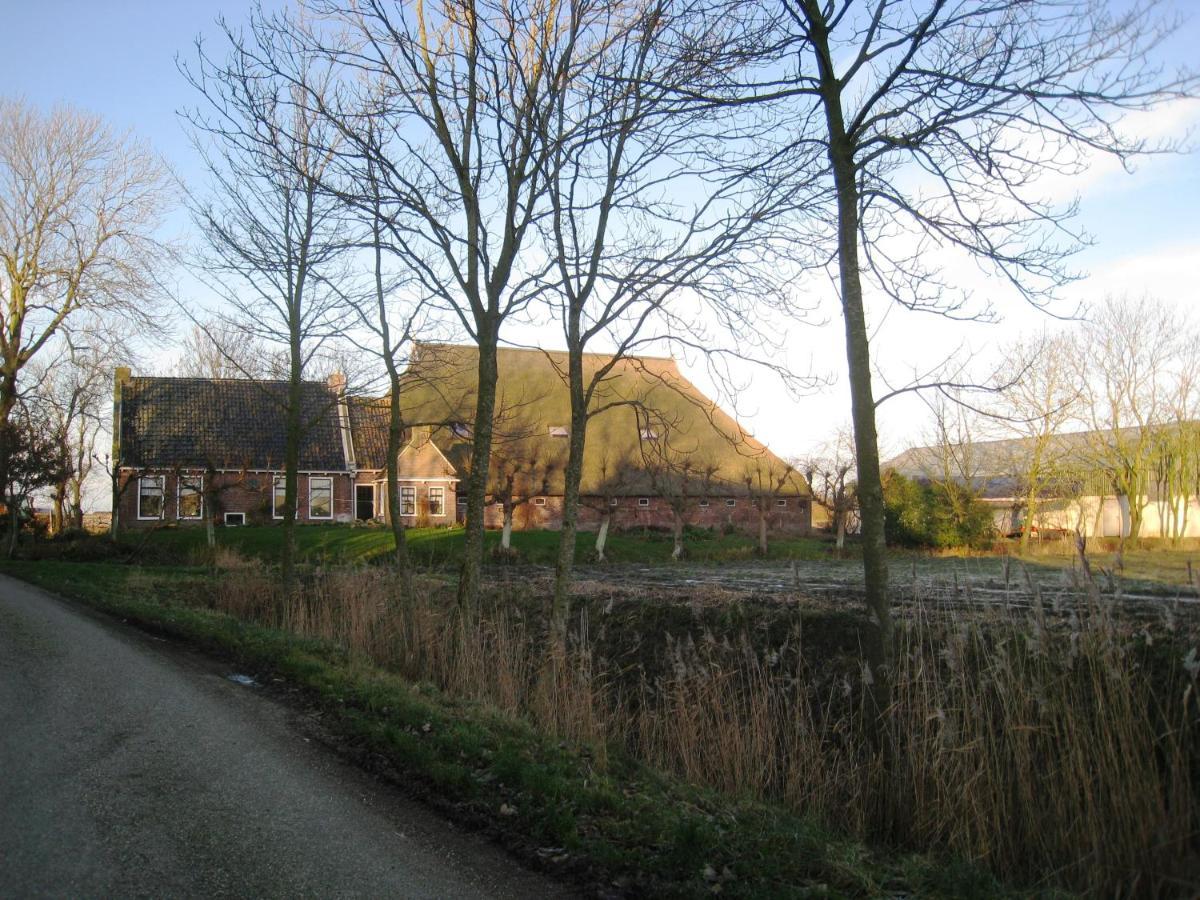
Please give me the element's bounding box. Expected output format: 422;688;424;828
107;523;832;568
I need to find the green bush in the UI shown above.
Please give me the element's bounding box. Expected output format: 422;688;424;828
883;472;994;549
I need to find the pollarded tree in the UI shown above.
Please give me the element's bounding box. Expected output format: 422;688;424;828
802;429;857;550
743;458;801;556
758;0;1195;690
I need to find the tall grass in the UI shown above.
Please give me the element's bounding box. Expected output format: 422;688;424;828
203;564;1198;895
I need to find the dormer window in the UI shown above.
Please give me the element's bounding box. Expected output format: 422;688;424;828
451;422;472;438
548;426;568;438
640;428;658;441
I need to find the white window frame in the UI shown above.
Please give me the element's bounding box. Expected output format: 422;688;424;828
137;475;166;520
776;498;788;508
177;474;204;520
725;498;737;507
272;476;287;520
309;476;334;520
224;512;245;526
609;497;618;507
637;497;650;508
428;486;446;517
699;499;710;508
400;486;416;517
533;496;546;507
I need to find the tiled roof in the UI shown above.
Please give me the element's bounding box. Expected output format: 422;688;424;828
119;377;346;471
348;397;390;470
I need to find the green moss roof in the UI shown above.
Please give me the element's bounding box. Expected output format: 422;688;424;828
378;343;806;497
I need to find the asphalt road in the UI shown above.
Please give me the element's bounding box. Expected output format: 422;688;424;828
0;574;573;899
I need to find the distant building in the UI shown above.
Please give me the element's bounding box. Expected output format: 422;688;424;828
884;426;1200;539
112;344;812;534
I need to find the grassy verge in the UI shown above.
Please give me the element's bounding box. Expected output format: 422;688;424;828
3;560;1002;899
42;524;833;568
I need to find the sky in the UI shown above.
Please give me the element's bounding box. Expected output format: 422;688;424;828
3;0;1199;482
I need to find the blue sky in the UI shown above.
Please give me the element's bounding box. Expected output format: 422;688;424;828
3;1;1199;461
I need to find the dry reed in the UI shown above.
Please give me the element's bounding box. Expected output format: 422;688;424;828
201;565;1198;895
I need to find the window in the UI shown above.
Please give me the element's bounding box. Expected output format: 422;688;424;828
533;497;546;507
137;476;165;520
178;476;203;520
699;499;710;508
548;425;568;438
451;422;472;438
401;486;416;517
428;486;445;516
273;476;287;519
609;497;618;507
638;497;650;508
639;428;658;441
776;499;788;508
309;477;333;519
224;512;245;526
725;498;737;507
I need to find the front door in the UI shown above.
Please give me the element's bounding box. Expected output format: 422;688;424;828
355;485;375;521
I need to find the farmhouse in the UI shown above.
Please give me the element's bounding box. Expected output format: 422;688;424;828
112;344;811;534
884;426;1200;540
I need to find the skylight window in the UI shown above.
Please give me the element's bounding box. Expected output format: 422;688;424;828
548;425;569;438
451;422;472;438
640;428;658;441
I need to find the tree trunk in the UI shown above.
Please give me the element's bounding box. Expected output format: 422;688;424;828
835;512;846;551
595;512;610;563
671;509;684;561
6;501;19;558
757;502;768;556
501;503;513;550
385;368;414;600
1020;489;1038;554
457;332;499;607
812;16;892;708
552;345;588;638
281;318;302;593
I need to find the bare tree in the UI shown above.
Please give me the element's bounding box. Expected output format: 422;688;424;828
182;17;350;588
489;445;553;554
539;0;792;632
1075;295;1184;542
752;0;1194;693
172;320;277;380
0;98;171;494
299;0;588;607
991;333;1082;551
802;429;857;550
743;458;800;556
31;342;112;533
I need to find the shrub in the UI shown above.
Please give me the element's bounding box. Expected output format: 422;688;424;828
883;472;993;549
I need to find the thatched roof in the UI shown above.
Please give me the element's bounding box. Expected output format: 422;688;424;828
377;343;806;496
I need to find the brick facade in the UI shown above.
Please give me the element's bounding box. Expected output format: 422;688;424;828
116;470;356;527
481;493;811;534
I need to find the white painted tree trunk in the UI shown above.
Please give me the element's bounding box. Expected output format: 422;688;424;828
502;505;513;550
671;511;684;561
595;513;610;562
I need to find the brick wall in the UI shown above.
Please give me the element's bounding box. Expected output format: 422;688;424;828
116;470;355;527
481;493;811;535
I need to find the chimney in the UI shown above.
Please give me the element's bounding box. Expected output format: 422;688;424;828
411;424;432;447
327;371;347;394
